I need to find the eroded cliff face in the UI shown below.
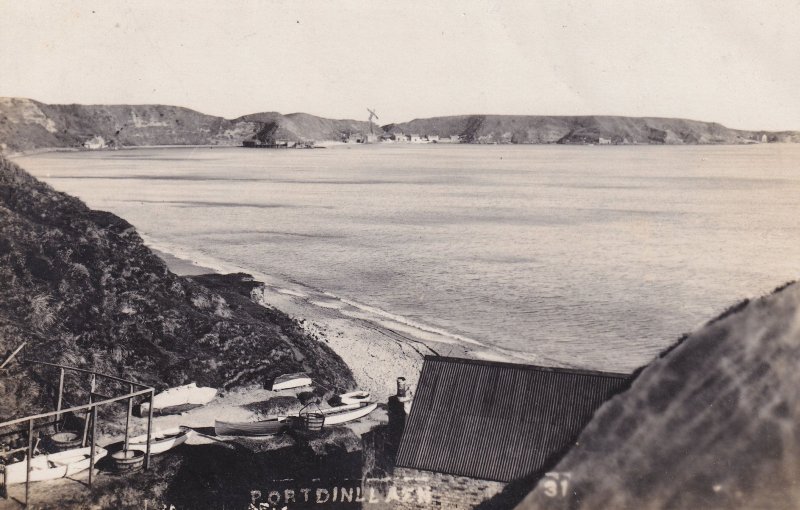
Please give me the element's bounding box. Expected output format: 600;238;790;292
388;114;800;144
0;98;260;153
0;155;354;420
3;97;799;154
516;282;800;510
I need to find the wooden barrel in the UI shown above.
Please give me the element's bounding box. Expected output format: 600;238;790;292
110;449;145;474
49;432;82;452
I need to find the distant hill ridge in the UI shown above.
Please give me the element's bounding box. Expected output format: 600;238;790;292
1;97;798;153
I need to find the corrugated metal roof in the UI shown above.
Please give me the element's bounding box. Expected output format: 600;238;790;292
395;356;631;482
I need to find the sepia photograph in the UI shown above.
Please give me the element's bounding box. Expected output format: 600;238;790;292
1;1;799;508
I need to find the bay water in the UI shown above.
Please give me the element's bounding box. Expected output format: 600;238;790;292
18;144;800;371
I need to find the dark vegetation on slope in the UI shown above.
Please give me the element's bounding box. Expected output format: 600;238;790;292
0;155;354;422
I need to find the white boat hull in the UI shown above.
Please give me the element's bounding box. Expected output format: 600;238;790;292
272;376;312;391
140;383;217;415
2;446;108;485
324;402;378;425
339;391;371;405
127;427;192;455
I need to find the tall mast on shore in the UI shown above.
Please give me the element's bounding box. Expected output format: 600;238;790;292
367;108;379;136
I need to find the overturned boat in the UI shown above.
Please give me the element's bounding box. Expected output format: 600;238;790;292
138;383;217;416
271;373;312;391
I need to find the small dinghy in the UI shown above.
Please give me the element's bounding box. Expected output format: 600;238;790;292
339;391;371;405
139;383;217;416
127;426;193;455
214;417;286;437
2;446;108;485
272;373;312;391
321;402;378;425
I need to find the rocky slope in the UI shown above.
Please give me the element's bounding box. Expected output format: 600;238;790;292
0;155;354;421
388;114;800;144
237;111;374;143
514;281;800;510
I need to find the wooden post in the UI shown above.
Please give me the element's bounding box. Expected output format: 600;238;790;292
55;368;65;431
145;389;154;470
82;373;96;447
124;384;133;452
25;418;32;507
89;405;97;489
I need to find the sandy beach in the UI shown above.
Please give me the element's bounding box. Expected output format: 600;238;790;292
149;245;512;401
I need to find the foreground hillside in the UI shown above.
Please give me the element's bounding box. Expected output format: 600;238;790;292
514;280;800;510
388;114;800;144
0;155;354;421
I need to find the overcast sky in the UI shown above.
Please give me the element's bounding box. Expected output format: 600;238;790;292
1;0;798;129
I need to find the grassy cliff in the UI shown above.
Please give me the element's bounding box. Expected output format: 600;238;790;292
513;281;800;510
387;114;800;144
3;98;798;154
0;98;260;153
0;155;354;421
237;111;374;143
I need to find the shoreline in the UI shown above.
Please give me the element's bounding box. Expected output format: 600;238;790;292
145;237;529;399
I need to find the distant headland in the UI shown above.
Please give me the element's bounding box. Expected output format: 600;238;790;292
1;97;798;154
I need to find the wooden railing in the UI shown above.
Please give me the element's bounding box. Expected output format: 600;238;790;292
0;360;155;508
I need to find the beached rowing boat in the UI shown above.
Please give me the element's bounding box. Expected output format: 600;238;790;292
339;391;371;405
318;402;378;425
2;446;108;485
138;383;217;416
214;417;285;436
272;373;312;391
127;427;192;454
215;402;377;436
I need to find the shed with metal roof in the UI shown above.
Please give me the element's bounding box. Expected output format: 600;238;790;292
395;356;631;483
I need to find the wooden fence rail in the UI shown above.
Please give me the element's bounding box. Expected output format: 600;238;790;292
0;360;155;508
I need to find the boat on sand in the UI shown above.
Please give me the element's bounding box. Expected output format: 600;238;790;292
138;383;217;416
2;446;108;485
272;373;312;391
320;402;378;425
339;391;371;405
127;427;193;454
214;402;377;436
214;417;286;437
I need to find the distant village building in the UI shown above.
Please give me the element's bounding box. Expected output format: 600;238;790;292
393;133;409;142
391;356;630;509
598;137;612;145
761;134;768;143
82;135;107;150
409;134;423;143
343;132;364;143
364;133;378;143
426;135;439;143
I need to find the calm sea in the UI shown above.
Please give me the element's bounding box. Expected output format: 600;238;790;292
18;144;800;371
